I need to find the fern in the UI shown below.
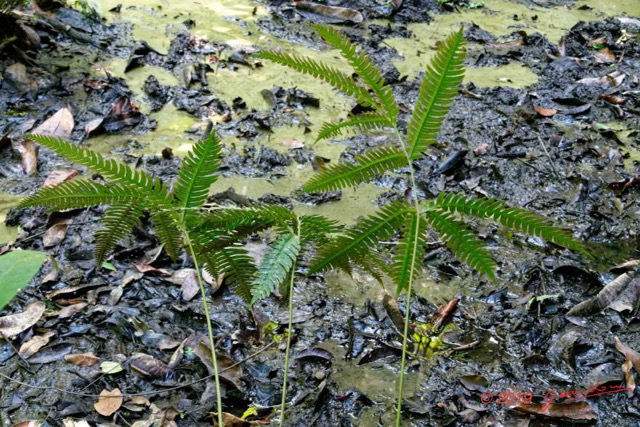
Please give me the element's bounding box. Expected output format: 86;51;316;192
24;134;171;202
316;113;392;142
406;28;466;158
432;192;589;256
251;233;300;305
312;24;398;122
309;201;411;274
19;180;145;211
299;215;339;247
253;50;375;108
422;208;497;279
303;146;407;193
391;210;428;294
94;202;144;263
173;132;221;215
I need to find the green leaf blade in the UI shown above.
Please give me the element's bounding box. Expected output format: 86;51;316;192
392;210;427;295
407;28;466;158
94;202;145;264
0;250;48;310
303;146;407;193
316;113;392;142
251;233;300;305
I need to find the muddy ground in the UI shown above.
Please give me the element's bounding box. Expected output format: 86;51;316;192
1;0;640;426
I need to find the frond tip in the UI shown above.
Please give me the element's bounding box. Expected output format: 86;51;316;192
251;233;300;305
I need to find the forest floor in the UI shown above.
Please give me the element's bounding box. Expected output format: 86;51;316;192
1;0;640;426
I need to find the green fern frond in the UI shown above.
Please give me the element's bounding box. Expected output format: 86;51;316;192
150;210;183;260
200;205;298;233
254;50;375;108
25;135;171;202
433;192;588;256
303;146;407;193
312;24;398;122
406;28;466;159
251;233;301;305
316;113;392;142
94;202;144;263
299;215;339;247
173;131;221;214
391;210;428;295
423;208;497;279
202;245;255;302
18;179;144;211
309;201;411;274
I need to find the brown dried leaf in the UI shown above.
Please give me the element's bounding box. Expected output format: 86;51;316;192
514;400;597;421
598;94;627;105
62;419;91;427
33;108;74;137
167;269;199;301
42;219;70;248
18;331;55;358
615;336;640;371
212;412;271;427
473;143;489;156
16;139;38;175
132;262;172;276
622;359;636;397
65;352;100;366
129;352;171;377
534;106;557;117
94;388;123;416
295;2;363;23
43;170;79;187
0;301;46;339
57;302;88;319
594;47;615;63
12;421;43;427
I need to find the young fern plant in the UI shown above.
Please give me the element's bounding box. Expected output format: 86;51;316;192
256;25;588;425
19;132;229;427
192;203;338;426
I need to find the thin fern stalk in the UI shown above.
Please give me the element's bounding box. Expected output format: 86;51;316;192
279;221;301;426
184;229;224;427
392;127;422;426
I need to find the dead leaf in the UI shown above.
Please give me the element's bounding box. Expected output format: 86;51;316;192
129;353;171;377
132;404;178;427
0;301;46;339
27;342;72;364
43;170;79;187
594;47;615;63
132;262;172;276
32;108;74;137
15;139;38;175
281;139;305;149
57;302;88;319
12;421;43;427
615;337;640;372
167;269;199;301
62;419;91;427
4;63;38;96
85;118;104;136
18;331;55;358
566;272;633;316
295;2;363;24
473;143;489;156
514;400;597;421
212;412;271;427
622;359;636;397
598;94;626;105
43;219;70;248
94;388;123;416
65;352;100;366
534;106;557;117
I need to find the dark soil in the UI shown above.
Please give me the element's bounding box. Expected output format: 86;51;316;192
1;1;640;426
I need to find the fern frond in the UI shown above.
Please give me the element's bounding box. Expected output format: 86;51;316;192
200;205;298;233
316;113;392;142
312;24;398;123
299;215;339;247
18;179;144;211
150;210;183;260
406;28;466;159
201;245;256;302
391;209;428;295
254;50;375;108
25;134;171;202
433;192;588;256
251;233;300;305
94;202;144;263
309;201;411;274
303;146;407;193
173;131;221;214
423;208;496;279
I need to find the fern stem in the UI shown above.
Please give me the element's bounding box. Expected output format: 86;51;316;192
184;230;224;427
279;220;301;426
393;128;422;426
